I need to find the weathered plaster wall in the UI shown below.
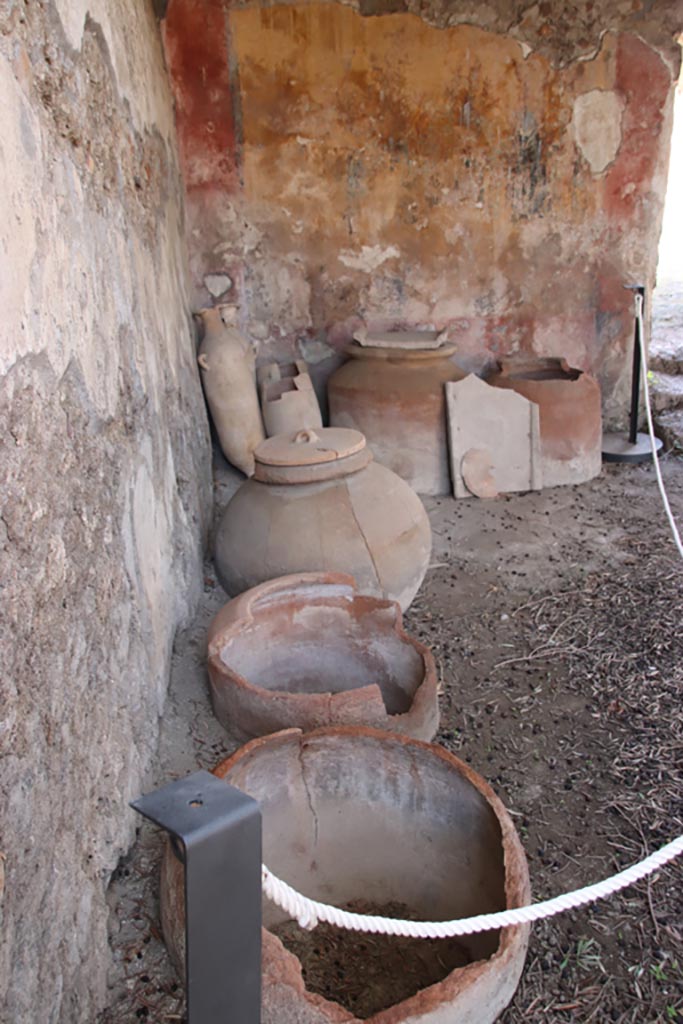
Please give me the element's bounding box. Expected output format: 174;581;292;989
163;0;681;423
0;2;211;1021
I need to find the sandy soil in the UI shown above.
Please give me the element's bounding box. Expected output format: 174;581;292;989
100;454;683;1024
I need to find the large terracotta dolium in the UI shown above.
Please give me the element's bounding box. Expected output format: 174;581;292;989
160;728;531;1024
488;357;602;487
328;340;465;496
214;428;432;611
207;573;439;740
196;305;265;476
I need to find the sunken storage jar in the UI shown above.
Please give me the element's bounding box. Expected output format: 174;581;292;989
207;573;439;740
488;357;602;487
328;339;465;496
161;728;531;1024
214;427;432;611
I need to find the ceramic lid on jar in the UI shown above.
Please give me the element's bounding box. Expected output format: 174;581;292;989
354;328;447;350
254;427;371;483
348;329;458;361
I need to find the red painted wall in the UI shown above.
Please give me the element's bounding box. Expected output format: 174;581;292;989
163;0;679;422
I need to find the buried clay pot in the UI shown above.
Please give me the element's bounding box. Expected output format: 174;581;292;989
161;728;530;1024
206;573;439;741
214;427;432;612
488;357;602;487
328;337;465;496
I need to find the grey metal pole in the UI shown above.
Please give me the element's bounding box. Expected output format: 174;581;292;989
132;770;262;1024
627;284;646;445
602;283;663;463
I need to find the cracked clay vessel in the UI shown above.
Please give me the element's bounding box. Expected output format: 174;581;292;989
488;357;602;487
207;573;439;740
213;428;432;611
161;727;530;1024
328;338;465;495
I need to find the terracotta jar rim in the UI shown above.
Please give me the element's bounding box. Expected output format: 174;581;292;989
495;356;584;383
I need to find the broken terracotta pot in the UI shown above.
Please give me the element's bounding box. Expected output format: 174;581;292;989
258;360;323;437
214;427;432;611
488;357;602;487
207;573;439;740
328;336;465;496
161;727;530;1024
196;305;265;476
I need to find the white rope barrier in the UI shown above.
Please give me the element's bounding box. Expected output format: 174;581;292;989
263;836;683;935
262;292;683;937
636;292;683;559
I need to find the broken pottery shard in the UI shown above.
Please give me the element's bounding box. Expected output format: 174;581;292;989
461;447;499;499
352;327;448;349
257;359;323;437
446;374;542;499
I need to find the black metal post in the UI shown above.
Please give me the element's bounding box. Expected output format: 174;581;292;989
132;770;262;1024
628;284;646;445
602;283;661;463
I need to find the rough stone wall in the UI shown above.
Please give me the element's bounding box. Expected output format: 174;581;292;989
163;0;682;423
0;2;211;1022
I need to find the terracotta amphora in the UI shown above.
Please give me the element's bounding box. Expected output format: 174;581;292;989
196;305;265;476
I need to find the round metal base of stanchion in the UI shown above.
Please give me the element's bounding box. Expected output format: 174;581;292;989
602;431;663;464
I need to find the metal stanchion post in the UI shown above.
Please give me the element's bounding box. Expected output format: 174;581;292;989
602;283;663;463
132;770;262;1024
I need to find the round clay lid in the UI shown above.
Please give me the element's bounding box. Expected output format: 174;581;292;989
255;427;366;467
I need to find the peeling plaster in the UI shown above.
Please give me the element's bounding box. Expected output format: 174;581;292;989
339;244;402;272
572;89;624;174
52;0;176;137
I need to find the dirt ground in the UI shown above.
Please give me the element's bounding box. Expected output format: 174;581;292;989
100;453;683;1024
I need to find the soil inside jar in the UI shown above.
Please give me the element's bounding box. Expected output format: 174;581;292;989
271;900;474;1019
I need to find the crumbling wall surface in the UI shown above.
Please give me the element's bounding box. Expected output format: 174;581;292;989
0;2;211;1022
163;0;682;422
